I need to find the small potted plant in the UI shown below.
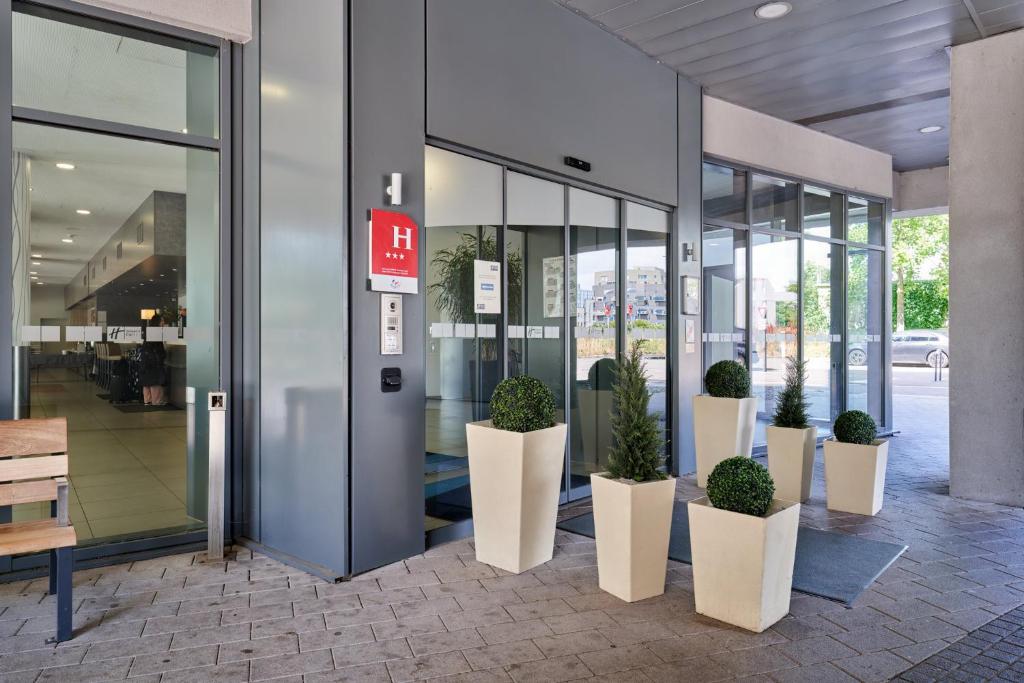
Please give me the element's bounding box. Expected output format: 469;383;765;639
766;358;816;503
592;342;675;602
824;410;888;516
689;457;799;633
693;360;757;487
579;357;616;469
466;376;567;574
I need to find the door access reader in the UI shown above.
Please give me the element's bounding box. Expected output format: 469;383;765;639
380;293;403;355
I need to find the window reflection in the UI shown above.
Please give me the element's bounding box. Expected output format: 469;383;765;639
702;226;747;368
752;175;798;231
702;162;747;224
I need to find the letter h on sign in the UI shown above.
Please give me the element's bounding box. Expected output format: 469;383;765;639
369;208;419;294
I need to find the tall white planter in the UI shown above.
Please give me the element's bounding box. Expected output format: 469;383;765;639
466;421;567;573
693;395;757;487
688;497;800;632
578;389;614;469
766;426;817;503
591;473;676;602
824;439;889;516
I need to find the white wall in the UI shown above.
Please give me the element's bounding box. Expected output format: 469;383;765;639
703;96;893;198
76;0;251;42
29;286;69;325
893;166;949;217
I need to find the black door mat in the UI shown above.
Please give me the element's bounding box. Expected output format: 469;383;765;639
557;500;907;606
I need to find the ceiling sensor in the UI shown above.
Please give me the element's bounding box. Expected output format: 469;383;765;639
919;125;943;134
755;2;792;20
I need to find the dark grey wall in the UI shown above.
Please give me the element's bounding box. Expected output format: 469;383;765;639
349;0;427;574
253;0;348;576
676;77;702;476
426;0;678;207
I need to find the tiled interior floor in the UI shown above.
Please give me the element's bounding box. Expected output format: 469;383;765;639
1;387;1022;681
22;368;201;541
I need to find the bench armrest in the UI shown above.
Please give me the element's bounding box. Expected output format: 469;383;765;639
54;477;69;527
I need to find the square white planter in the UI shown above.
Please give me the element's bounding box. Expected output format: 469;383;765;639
693;395;757;487
591;473;676;603
766;426;817;503
823;439;889;516
466;421;567;574
688;497;800;632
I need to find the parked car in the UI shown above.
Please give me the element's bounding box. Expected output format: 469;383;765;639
847;330;949;368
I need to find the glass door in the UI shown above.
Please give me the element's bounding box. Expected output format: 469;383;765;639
568;188;619;499
803;240;843;435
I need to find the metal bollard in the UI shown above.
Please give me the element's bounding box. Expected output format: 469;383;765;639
207;391;227;561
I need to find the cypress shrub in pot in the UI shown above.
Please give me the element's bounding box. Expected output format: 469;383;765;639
591;341;676;602
688;457;800;632
466;376;567;573
824;410;889;516
693;360;757;487
766;358;817;503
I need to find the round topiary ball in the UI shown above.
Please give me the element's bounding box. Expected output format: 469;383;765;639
490;376;556;433
704;360;750;399
833;410;877;445
706;456;775;517
587;357;617;391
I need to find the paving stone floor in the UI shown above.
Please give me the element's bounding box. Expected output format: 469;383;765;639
1;393;1023;682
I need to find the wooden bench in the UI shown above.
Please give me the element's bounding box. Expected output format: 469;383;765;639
0;418;76;642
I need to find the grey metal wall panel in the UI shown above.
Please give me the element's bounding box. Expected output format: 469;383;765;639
676;77;702;476
349;0;426;574
427;0;678;207
257;0;347;575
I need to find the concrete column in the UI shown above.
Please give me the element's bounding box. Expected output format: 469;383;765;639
948;30;1024;506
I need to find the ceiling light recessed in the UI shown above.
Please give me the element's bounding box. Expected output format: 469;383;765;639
31;253;41;258
755;2;792;20
55;162;75;170
919;125;943;134
181;128;188;134
76;209;91;215
31;261;40;266
29;271;37;275
61;237;74;244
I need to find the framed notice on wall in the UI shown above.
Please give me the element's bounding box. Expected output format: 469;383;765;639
682;275;700;315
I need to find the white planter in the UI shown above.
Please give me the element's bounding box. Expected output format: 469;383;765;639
823;439;889;516
766;425;817;503
591;473;676;602
578;389;614;471
465;420;567;574
688;497;800;632
693;395;758;487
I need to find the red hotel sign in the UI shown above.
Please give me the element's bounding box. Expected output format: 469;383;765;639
369;208;419;294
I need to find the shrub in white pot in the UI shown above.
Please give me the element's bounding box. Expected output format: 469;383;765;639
466;376;566;574
824;410;888;516
592;341;675;603
579;358;615;471
693;360;757;487
767;358;816;503
689;457;799;632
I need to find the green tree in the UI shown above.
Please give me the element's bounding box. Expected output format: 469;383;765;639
607;341;665;482
891;215;948;332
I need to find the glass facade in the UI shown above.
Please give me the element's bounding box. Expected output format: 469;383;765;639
424;146;671;536
10;9;222;543
702;161;890;444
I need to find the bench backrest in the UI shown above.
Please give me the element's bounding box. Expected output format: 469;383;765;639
0;418;68;508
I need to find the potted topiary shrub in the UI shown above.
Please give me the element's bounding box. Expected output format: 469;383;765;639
766;358;816;503
693;360;757;487
466;375;567;574
688;457;799;632
579;357;616;469
823;410;888;515
591;341;675;602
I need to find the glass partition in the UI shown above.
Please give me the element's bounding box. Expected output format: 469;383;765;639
848;196;885;245
423;147;503;531
626;203;670;460
751;233;799;442
803;240;842;436
847;247;885;424
702;226;747;370
752;174;798;232
702;162;747;224
803;186;844;239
